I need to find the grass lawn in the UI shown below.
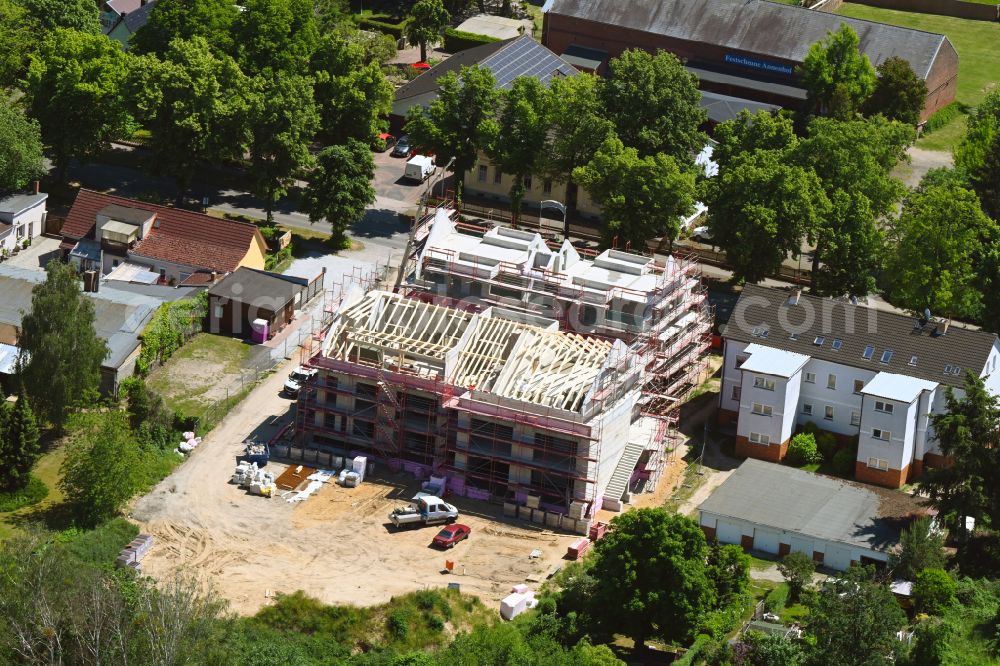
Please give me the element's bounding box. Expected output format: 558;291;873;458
147;333;253;423
837;3;1000;150
0;445;68;540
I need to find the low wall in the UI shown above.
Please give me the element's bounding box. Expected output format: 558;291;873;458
821;0;998;20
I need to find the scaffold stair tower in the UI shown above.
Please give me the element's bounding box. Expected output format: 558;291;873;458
374;364;403;470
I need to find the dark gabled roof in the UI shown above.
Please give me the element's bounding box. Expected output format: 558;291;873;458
723;284;999;388
546;0;950;80
63;189;265;275
122;0;157;33
208;267;300;307
699;459;929;552
393;35;577;117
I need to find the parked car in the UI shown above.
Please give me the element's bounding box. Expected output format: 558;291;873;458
690;226;714;243
404;155;436;182
389;495;459;528
377;132;396;151
392;135;415;158
432;524;471;548
282;366;317;397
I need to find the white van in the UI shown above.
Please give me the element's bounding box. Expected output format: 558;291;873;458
404;155;435;182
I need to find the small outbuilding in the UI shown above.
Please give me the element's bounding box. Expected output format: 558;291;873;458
698;459;930;570
206;267;322;340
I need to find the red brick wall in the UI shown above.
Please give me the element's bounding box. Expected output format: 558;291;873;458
923;452;954;469
854;461;908;488
717;408;739;427
735;435;789;462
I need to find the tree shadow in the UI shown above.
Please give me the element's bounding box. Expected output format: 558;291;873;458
349;208;408;239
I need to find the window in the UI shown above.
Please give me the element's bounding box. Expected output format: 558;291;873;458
814;336;825;346
112;259;119;268
873;428;891;441
824;405;834;420
493;167;502;184
909;355;918;366
832;339;843;350
853;379;865;394
867;457;889;471
731;385;741;401
804;372;816;384
16;225;24;239
874;400;894;414
523;175;532;190
754;377;775;391
543;179;552;194
749;432;770;445
751;326;769;338
214;304;224;318
863;345;875;360
802;403;813;416
752;403;773;417
851;411;861;426
880;350;893;364
477;165;487;182
827;374;837;390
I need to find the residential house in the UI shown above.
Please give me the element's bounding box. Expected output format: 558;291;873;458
719;284;1000;488
60;190;267;285
105;0;158;50
699;458;930;570
0;192;48;258
206;267;323;339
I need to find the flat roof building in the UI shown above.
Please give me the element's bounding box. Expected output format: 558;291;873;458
542;0;958;121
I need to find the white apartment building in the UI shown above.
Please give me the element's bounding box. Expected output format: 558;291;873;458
0;192;47;257
719;285;1000;488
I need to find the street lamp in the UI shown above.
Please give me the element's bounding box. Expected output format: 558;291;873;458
539;199;568;241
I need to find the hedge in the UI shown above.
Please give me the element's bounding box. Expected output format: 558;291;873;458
443;28;501;53
358;15;410;40
922;101;965;135
675;634;713;666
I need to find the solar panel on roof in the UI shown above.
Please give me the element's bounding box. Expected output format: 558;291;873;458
481;37;577;90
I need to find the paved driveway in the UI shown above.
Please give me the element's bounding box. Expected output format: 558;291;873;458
4;236;62;272
372;148;436;206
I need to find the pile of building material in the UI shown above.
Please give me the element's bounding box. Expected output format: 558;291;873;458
500;584;538;621
286;469;336;503
566;537;590;560
338;456;366;488
116;534;154;573
232;461;277;497
177;431;202;454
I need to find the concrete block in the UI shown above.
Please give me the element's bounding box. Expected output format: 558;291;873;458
518;506;533;520
503;502;517;517
531;509;545;524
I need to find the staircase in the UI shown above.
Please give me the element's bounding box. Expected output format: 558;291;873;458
602;442;645;512
373;367;402;469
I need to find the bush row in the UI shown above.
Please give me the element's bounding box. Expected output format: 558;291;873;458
443;28;502;53
922;101;965;135
357;15;410;40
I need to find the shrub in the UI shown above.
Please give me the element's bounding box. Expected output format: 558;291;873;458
388;609;410;639
831;449;855;477
786;433;821;466
442;28;501;52
914;569;957;615
0;475;47;513
816;431;838;462
778;552;816;602
357;15;410;40
922;101;965;135
765;584;789;613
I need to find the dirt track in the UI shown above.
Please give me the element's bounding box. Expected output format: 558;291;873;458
131;363;576;615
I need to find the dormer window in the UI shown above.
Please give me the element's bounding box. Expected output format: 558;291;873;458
831;339;843;350
863;345;875;360
880;350;893;364
814;336;825;346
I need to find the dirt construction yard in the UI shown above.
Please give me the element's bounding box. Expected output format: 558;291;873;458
132;361;579;615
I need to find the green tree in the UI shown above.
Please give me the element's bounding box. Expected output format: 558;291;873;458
794;116;910;296
600;49;706;160
247;73;319;223
24;29;132;181
0;0;31;88
799;25;877;119
806;566;906;666
706;149;830;284
313;0;350;34
711;110;798;173
233;0;319;76
707;541;752;609
889;515;946;580
0;392;40;492
573;135;696;250
60;412;148;527
130;37;252;196
311;33;393;145
590;508;715;648
921;373;1000;540
864;56;927;126
302;139;376;248
913;569;956;615
737;631;806;666
540;74;615;220
131;0;240;57
884;183;997;320
909;617;954;666
965;130;1000;221
404;65;498;200
17;261;109;431
405;0;449;63
18;0;100;34
980;248;1000;334
486;76;551;226
777;551;815;602
0;104;44;191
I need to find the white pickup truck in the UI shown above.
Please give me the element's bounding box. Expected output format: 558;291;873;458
389;495;459;527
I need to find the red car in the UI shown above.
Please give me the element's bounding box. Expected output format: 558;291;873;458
432;524;471;548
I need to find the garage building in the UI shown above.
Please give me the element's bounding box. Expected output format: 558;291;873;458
542;0;957;122
698;459;930;570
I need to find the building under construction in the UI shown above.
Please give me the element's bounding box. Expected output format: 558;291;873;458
295;206;712;528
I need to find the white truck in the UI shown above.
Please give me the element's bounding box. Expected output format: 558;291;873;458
404;155;435;182
389;494;459;527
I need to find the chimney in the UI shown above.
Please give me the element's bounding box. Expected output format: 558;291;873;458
33;180;39;194
210;271;218;283
788;288;801;306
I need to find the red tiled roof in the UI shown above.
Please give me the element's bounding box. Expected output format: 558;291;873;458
62;189;265;274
